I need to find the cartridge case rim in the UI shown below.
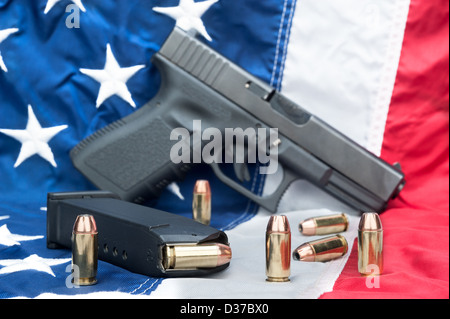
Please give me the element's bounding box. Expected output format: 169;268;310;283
336;234;349;256
73;277;98;286
266;277;290;283
341;214;349;232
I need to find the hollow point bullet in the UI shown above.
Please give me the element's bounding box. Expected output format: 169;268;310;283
299;213;349;236
358;212;383;276
193;180;211;225
72;214;98;286
266;215;291;282
293;235;348;262
163;243;232;270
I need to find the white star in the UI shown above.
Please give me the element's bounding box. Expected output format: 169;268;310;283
167;182;185;201
80;44;145;108
44;0;86;14
153;0;218;42
0;28;19;72
0;225;44;247
0;254;70;277
0;105;68;168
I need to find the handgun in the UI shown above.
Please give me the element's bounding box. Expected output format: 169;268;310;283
70;27;405;213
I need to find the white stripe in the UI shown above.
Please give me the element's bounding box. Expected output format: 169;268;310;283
281;0;410;151
366;0;411;155
139;279;161;295
270;0;290;86
130;278;151;295
277;0;297;90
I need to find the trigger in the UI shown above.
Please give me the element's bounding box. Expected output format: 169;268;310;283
234;162;251;183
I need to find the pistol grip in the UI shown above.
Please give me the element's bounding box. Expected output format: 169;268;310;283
210;162;298;213
70;111;192;204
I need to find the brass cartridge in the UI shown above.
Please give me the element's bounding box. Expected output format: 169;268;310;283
293;235;348;262
358;213;383;276
266;216;291;282
72;214;98;286
299;213;349;236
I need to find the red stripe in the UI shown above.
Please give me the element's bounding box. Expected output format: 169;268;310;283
321;0;449;299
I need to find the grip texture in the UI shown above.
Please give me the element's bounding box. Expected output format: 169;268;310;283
71;117;191;203
84;120;173;191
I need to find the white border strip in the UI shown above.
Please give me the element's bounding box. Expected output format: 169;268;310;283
367;0;411;156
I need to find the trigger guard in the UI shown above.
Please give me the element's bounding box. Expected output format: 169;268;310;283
209;161;297;213
234;162;251;183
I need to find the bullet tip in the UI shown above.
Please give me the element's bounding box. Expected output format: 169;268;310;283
216;244;232;267
292;243;315;262
267;215;290;233
359;213;382;231
73;214;97;234
298;219;316;236
194;180;211;194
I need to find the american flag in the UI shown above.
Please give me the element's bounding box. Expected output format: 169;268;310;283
1;0;448;299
